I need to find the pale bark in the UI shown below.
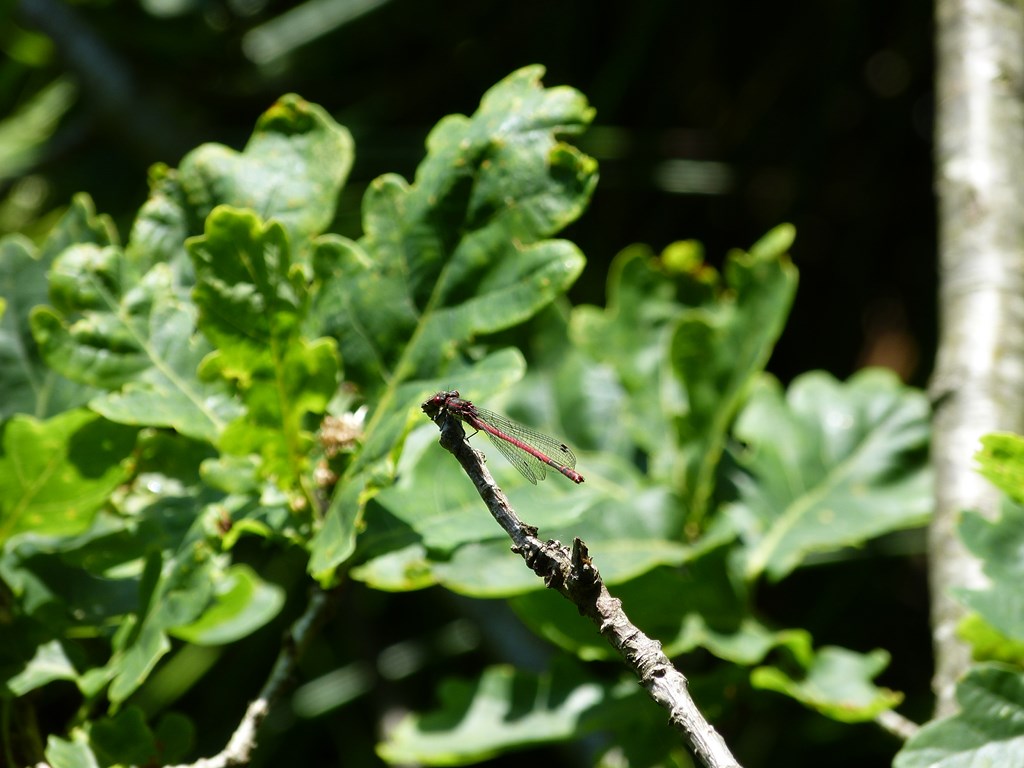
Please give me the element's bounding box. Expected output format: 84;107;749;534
932;0;1024;717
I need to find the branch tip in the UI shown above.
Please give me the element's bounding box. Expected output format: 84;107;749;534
422;405;745;768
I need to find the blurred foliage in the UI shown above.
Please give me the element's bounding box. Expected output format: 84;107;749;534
2;0;934;380
0;3;946;767
894;664;1024;768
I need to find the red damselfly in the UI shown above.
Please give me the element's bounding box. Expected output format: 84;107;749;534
422;390;585;484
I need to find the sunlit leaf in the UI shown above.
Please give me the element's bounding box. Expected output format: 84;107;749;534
894;664;1024;768
128;93;354;275
307;66;596;579
570;242;713;475
0;410;136;544
976;432;1024;505
179;94;353;247
728;368;931;581
957;613;1024;666
46;731;99;768
107;546;216;703
44;707;193;768
378;663;631;765
570;226;798;525
170;563;285;645
670;225;797;523
4;639;79;695
189;206;338;490
752;645;902;722
0;196;114;419
29;245;241;442
956;499;1024;642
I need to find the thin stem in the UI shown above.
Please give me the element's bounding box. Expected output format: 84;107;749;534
427;408;743;768
166;587;335;768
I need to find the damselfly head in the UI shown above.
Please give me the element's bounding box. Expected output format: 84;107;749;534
422;390;460;417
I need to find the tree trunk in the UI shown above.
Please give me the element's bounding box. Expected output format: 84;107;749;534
931;0;1024;717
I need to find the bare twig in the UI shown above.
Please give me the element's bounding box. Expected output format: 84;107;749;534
875;708;920;741
423;400;742;768
167;587;335;768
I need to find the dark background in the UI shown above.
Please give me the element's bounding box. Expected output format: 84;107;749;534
2;1;935;766
5;0;935;386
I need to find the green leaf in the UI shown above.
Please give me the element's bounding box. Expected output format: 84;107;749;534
62;499;223;704
502;323;631;459
46;731;100;768
126;94;353;275
728;368;932;582
309;66;594;386
178;94;353;246
377;663;630;765
189;206;339;490
894;664;1024;768
671;225;798;523
45;706;191;768
30;242;241;441
126;162;194;279
569;242;714;474
152;712;195;763
355;344;700;597
315;349;527;582
360;440;691;596
957;614;1024;666
0;195;116;419
41;193;120;260
976;432;1024;505
752;645;902;722
0;410;136;545
0;514;144;629
955;500;1024;642
0;484;251;704
307;66;596;579
4;638;79;695
169;563;285;645
88;707;162;766
107;545;217;703
0;234;85;418
569;226;798;524
0;77;76;180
